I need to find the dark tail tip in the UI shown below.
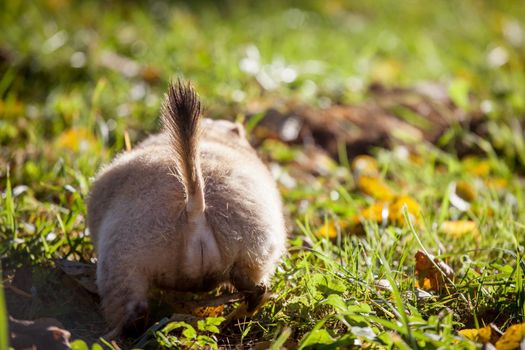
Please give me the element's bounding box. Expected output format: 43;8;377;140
163;79;202;126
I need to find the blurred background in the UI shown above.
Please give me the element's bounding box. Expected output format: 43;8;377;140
2;0;525;199
1;0;524;139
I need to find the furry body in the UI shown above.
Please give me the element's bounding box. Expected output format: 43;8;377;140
87;82;286;335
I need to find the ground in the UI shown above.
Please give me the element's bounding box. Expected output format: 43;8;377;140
1;0;525;349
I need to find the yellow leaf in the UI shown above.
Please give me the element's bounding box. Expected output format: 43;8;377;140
389;195;421;225
352;196;420;229
485;177;508;190
352;155;379;178
357;176;394;201
478;327;492;343
496;323;525;350
56;128;98;152
459;326;492;343
463;157;491;177
359;202;389;224
441;220;479;240
315;222;337;239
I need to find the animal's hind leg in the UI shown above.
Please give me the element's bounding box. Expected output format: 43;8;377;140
97;262;150;338
229;264;269;314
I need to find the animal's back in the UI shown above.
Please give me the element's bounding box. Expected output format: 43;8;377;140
87;143;185;251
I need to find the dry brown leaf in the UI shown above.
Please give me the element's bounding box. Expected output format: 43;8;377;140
414;250;454;292
140;65;162;84
191;304;225;318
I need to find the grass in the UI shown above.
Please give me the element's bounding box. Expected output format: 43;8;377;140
1;0;525;348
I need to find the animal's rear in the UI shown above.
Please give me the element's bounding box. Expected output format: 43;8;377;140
88;80;286;338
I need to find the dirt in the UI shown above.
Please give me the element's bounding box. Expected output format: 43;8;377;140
4;265;105;345
249;82;486;159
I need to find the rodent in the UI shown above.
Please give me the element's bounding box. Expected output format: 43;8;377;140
86;81;286;337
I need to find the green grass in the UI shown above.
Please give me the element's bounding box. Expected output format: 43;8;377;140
1;0;525;348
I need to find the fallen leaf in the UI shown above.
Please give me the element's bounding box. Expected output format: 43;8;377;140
357;175;394;201
495;323;525;350
463;157;491;177
349;202;388;235
485;177;508;190
56;128;98;152
415;250;454;292
353;195;420;228
389;195;421;225
140;65;161;84
459;325;493;343
441;220;480;241
357;202;389;225
191;305;225;318
315;222;338;239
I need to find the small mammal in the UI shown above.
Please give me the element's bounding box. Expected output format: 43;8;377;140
87;81;286;336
